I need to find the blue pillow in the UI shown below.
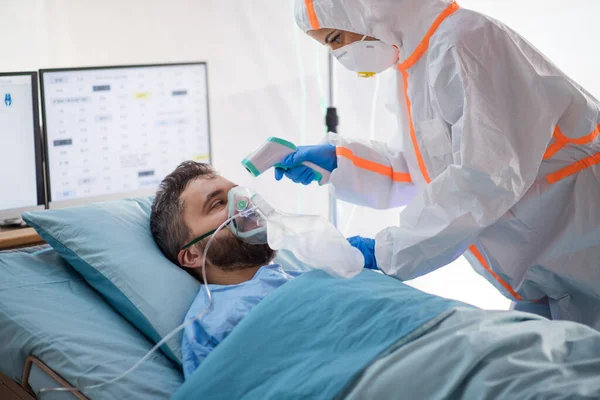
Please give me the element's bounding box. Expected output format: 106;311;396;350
22;197;201;365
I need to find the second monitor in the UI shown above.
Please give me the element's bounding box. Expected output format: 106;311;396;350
40;62;211;208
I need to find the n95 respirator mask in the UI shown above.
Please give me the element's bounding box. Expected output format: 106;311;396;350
332;36;399;78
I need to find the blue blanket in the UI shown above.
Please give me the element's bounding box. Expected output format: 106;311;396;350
173;270;470;399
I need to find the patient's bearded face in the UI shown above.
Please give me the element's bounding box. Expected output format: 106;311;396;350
180;175;275;272
202;228;275;272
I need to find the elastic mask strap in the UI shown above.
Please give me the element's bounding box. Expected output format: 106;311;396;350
181;229;217;250
181;205;257;250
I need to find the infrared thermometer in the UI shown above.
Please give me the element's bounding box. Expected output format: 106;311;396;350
242;137;331;185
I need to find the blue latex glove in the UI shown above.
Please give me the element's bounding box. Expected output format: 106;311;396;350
274;144;337;185
347;236;378;270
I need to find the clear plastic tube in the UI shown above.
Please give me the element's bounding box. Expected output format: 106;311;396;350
290;0;307;215
369;74;381;141
37;211;252;397
314;45;328;116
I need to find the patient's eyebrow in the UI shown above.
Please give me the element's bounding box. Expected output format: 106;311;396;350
203;189;223;213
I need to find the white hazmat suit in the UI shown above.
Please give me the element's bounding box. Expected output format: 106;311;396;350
296;0;600;329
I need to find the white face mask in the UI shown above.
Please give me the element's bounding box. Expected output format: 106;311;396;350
331;35;399;78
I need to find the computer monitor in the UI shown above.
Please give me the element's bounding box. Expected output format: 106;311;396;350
40;62;211;208
0;72;45;224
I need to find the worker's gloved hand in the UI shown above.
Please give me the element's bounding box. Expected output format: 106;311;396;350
274;144;337;185
347;236;378;270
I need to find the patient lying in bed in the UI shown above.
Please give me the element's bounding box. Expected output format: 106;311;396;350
150;161;312;377
151;162;600;398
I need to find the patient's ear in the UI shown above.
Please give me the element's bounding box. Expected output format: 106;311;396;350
178;247;203;270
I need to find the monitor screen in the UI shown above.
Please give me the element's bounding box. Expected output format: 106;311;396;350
40;62;211;207
0;72;45;221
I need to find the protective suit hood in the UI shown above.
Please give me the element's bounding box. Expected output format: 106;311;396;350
295;0;455;62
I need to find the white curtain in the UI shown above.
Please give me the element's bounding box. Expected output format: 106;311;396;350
1;0;332;216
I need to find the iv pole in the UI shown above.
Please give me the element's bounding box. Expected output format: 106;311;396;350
326;52;338;227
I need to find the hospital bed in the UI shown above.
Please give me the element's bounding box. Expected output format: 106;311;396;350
1;227;599;400
0;244;183;400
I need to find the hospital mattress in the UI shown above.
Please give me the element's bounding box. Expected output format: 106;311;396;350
0;246;183;399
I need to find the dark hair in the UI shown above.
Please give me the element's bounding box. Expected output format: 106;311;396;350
150;161;216;265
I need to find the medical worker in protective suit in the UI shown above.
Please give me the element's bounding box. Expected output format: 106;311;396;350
274;0;600;330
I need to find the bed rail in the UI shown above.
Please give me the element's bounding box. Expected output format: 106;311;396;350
0;228;44;251
22;356;89;400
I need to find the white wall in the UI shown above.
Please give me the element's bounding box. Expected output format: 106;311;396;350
0;0;48;71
